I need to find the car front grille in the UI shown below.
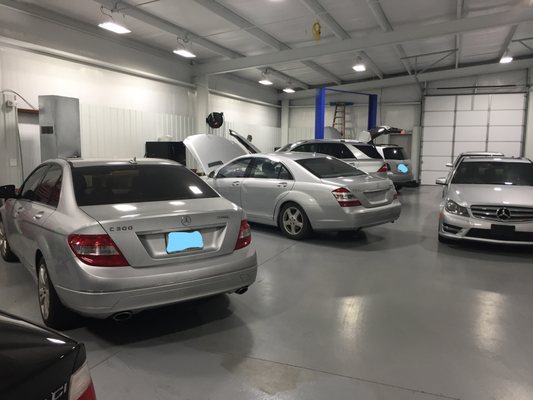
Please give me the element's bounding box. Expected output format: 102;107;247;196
466;229;533;242
470;205;533;222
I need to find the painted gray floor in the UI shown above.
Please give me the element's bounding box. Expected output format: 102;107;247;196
1;186;533;400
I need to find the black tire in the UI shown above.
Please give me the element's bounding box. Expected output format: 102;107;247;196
394;185;402;192
0;220;18;262
37;257;78;330
278;202;312;240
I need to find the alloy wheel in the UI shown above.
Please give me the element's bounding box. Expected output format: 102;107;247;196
282;207;304;236
38;264;50;321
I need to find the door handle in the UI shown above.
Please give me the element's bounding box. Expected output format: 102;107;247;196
33;211;45;220
277;182;288;188
232;181;240;187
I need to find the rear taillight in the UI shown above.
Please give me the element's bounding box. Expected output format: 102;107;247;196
68;234;129;267
332;187;362;207
377;163;389;173
69;361;96;400
235;220;252;250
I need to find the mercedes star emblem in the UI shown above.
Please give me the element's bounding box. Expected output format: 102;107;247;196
181;216;192;226
496;208;511;221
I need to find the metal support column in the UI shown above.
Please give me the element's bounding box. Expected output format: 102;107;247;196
314;87;326;139
368;94;378;130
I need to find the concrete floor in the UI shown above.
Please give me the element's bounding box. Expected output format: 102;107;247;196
2;186;533;400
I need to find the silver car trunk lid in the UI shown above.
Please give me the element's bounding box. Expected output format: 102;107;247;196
321;175;394;208
79;198;242;268
184;134;247;175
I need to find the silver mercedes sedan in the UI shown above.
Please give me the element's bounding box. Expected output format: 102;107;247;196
0;159;257;329
436;157;533;245
205;152;402;240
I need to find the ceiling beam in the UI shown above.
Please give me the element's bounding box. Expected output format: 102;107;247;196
365;0;413;75
195;6;533;75
281;57;533;99
193;0;341;84
94;0;309;88
498;24;519;60
300;0;383;79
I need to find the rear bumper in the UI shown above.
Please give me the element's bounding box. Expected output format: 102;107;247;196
56;264;257;318
389;172;414;184
439;211;533;245
313;200;402;231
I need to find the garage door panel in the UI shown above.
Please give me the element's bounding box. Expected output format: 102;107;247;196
454;126;487;141
487;142;522;157
455;110;488;126
421;170;449;185
423;126;453;141
423;112;455;126
456;96;472;110
488;126;522;141
422;141;453;156
490;94;525;110
424;96;455;111
453;141;487;155
421;156;451;171
473;95;490;110
489;110;524;126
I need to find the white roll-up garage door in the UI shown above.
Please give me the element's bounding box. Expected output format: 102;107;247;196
420;94;526;185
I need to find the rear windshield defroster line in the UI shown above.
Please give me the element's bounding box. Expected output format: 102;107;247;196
72;164;219;206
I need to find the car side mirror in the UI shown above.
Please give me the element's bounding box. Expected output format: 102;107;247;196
208;171;216;179
445;163;453;168
0;185;16;199
435;178;447;185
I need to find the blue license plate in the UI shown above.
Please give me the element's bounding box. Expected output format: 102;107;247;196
166;231;203;253
397;163;409;173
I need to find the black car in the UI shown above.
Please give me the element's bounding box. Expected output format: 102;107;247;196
0;311;96;400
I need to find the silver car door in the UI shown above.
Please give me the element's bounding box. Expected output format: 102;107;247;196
241;158;294;222
6;165;49;260
212;158;253;206
17;165;61;270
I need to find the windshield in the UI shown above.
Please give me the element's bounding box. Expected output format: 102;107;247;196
350;144;383;159
296;157;366;179
277;143;295;152
451;161;533;186
72;164;219;206
383;147;408;160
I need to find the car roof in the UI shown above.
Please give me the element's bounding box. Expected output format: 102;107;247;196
462;156;530;163
291;139;372;146
241;152;332;161
61;158;181;168
459;151;504;156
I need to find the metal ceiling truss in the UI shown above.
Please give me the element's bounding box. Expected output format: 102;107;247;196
192;0;341;85
513;36;533;52
95;0;309;89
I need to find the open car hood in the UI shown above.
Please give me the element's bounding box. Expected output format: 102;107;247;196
183;134;247;175
229;130;261;154
356;125;404;143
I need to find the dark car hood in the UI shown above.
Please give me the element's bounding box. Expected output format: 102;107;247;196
0;312;77;392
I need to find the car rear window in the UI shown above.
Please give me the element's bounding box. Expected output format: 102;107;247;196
71;164;219;206
451;162;533;186
350;144;383;159
296;157;366;179
383;147;408;160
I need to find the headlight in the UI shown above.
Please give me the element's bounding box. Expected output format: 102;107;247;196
445;199;469;216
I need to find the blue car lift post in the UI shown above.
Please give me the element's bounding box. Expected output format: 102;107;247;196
314;87;378;139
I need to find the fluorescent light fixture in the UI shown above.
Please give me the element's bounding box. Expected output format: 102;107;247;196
499;55;513;64
98;21;131;34
173;48;196;58
259;79;273;85
283;88;295;93
352;63;366;72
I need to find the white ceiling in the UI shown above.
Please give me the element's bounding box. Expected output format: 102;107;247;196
17;0;533;90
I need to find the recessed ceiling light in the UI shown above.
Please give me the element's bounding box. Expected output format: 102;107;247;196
259;79;273;85
98;21;131;34
499;55;513;64
173;49;196;58
283;88;295;93
352;63;366;72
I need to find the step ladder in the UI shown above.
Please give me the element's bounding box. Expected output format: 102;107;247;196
331;102;354;138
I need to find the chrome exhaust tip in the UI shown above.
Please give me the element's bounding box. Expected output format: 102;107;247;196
235;286;248;295
112;311;133;321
